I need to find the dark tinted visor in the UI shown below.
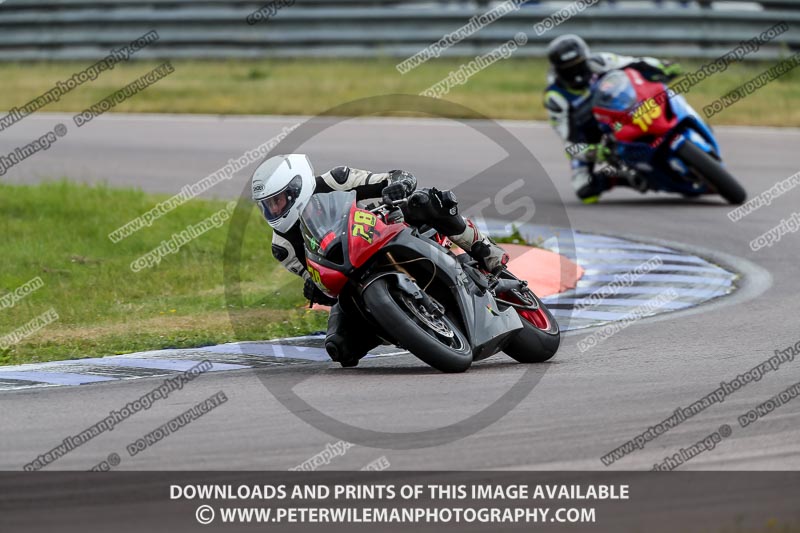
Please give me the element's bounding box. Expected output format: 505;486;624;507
557;59;592;90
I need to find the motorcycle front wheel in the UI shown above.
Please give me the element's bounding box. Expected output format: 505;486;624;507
677;141;747;205
362;278;473;373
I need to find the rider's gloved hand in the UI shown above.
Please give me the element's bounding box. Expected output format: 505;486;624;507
382;182;409;205
645;60;683;83
577;143;611;163
407;189;430;208
382;170;416;205
402;189;433;227
596;143;613;163
661;60;683;80
304;278;337;306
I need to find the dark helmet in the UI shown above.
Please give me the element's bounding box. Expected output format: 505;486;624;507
547;34;592;91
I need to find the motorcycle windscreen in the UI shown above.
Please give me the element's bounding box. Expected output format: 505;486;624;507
592;70;638;112
299;190;355;262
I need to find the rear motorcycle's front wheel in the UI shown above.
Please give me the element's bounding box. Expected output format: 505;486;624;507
362;278;473;373
677;141;747;205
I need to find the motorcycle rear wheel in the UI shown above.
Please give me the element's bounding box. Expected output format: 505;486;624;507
362;278;473;373
501;288;561;364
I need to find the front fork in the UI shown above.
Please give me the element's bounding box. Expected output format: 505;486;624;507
394;274;444;317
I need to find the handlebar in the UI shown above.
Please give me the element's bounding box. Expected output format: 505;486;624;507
370;197;408;214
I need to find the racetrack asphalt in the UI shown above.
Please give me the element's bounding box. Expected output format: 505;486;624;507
1;113;799;473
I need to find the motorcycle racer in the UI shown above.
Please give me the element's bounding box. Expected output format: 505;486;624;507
544;34;682;202
251;153;509;367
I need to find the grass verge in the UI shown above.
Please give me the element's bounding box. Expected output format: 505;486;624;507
0;57;798;126
0;180;326;366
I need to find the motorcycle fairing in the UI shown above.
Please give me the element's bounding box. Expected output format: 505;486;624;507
301;190;404;296
301;191;523;359
306;258;348;298
362;230;522;361
594;69;678;144
591;68;727;195
348;203;405;269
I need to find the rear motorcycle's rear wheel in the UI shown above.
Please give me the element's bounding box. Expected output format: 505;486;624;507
677;141;747;205
500;288;560;364
362;278;473;373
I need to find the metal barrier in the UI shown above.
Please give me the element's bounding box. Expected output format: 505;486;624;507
0;0;797;60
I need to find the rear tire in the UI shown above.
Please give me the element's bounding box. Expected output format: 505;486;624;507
362;278;473;373
677;141;747;205
502;291;561;364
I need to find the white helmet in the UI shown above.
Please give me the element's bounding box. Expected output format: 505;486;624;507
251;154;315;234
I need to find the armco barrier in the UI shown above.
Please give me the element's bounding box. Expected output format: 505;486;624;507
0;0;797;60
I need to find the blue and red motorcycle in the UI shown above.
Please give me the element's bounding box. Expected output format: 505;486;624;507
590;67;747;205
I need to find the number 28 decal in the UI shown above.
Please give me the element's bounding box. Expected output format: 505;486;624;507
351;210;377;243
307;264;323;285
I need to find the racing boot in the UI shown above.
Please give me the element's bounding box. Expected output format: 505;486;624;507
576;167;646;203
450;219;510;274
324;303;380;367
573;163;606;204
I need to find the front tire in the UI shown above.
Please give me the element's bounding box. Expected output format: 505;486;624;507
677;141;747;205
362;278;473;373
